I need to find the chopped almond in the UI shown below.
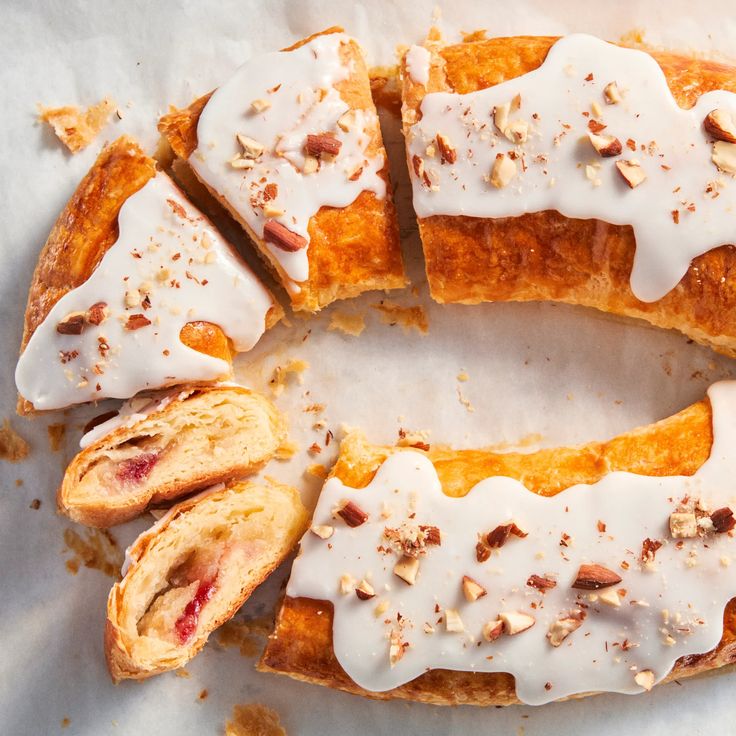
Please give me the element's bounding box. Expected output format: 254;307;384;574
435;133;457;164
712;141;736;175
499;611;535;636
547;610;585;647
634;669;655;691
461;575;487;602
669;511;698;539
310;525;334;540
490;153;516;188
355;580;375;600
482;619;504;642
393;555;419;585
487;522;527;548
263;220;307;253
236;133;264;159
603;81;622;104
704;109;736;144
615;160;647;188
571;563;622;590
335;500;369;527
588;132;622;157
445;608;464;633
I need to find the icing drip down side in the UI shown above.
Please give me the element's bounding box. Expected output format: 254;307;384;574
15;174;273;410
191;32;386;288
405;34;736;302
288;381;736;705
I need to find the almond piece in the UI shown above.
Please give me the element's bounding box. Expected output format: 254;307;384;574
571;563;622;590
461;575;487;602
263;220;307;252
435;133;457;164
546;610;585;647
669;511;698;539
420;525;441;546
487;522;527;548
493;102;511;134
526;574;557;592
86;302;108;326
250;98;271;113
335;500;369;527
337;110;357;132
476;540;491;563
640;537;663;564
634;669;655;691
310;524;334;540
588;131;622;157
603;81;622;104
597;588;621;607
712;141;736;175
339;574;356;595
504;119;529;144
125;314;151;331
355;579;375;600
230;156;255;170
124;289;141;308
490;153;516;188
302;155;319;175
374;599;390;617
389;630;405;667
444;608;464;633
482;619;504;642
704;109;736;144
56;312;86;335
236;133;264;159
615;160;647;188
305;133;342;158
393;555;420;585
711;507;736;533
499;610;535;636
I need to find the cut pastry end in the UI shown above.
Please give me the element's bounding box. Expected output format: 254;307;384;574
105;478;308;682
58;385;286;528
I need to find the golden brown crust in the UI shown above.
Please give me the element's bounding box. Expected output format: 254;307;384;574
17;136;281;414
260;397;736;705
158;29;406;312
401;36;736;358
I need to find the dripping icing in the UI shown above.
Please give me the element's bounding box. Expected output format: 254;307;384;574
405;34;736;302
190;32;387;286
287;381;736;705
15;174;273;410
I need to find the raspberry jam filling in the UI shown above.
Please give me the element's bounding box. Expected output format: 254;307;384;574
174;577;217;644
115;452;159;484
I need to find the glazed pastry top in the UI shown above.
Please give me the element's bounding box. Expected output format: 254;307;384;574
404;34;736;302
15;174;273;410
288;380;736;705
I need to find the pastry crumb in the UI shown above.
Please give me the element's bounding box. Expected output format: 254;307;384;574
47;422;66;452
225;703;286;736
63;528;123;579
456;386;475;413
306;463;328;480
462;29;488;42
30;499;41;510
372;301;428;334
61;717;71;729
275;440;299;460
38;97;116;153
175;669;191;678
457;370;469;382
328;311;366;336
198;689;208;701
397;428;431;450
217;617;272;657
0;419;30;462
269;359;309;396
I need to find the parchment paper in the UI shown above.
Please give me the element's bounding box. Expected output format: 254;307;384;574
3;1;736;734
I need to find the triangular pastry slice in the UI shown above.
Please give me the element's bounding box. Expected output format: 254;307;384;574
58;385;286;528
262;382;736;705
106;479;308;681
15;136;282;414
158;27;406;312
401;34;736;357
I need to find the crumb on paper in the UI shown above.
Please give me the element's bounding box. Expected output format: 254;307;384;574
456;386;474;413
198;689;208;701
269;359;309;396
303;403;325;414
47;422;66;452
0;419;30;462
63;528;123;579
397;428;431;451
618;28;646;47
217;617;272;658
457;371;469;382
306;463;328;480
275;440;299;460
328;311;366;337
225;703;286;736
461;29;488;42
16;478;23;486
38;97;116;153
372;301;428;334
30;499;41;510
61;717;71;729
175;669;191;678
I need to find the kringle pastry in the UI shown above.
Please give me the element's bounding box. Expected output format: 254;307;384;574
158;27;406;312
401;34;736;357
15;136;281;414
59;385;286;528
262;381;736;706
106;479;308;681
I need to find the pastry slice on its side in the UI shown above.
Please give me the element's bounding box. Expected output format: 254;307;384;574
59;385;286;528
106;479;308;682
158;27;406;312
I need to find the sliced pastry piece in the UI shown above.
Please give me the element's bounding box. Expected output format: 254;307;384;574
158;27;406;312
106;479;308;681
58;385;286;528
262;381;736;706
401;34;736;357
15;136;281;414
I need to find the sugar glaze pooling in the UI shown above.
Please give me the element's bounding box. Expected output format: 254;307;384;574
191;32;386;289
405;34;736;302
15;174;273;410
288;381;736;705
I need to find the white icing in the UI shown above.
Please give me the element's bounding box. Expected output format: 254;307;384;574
405;45;431;86
191;32;386;285
15;174;273;411
288;381;736;705
406;34;736;302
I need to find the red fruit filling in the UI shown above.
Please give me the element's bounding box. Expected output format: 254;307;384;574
115;452;159;484
174;578;217;644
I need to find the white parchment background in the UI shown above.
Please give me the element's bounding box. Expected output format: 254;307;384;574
3;1;736;734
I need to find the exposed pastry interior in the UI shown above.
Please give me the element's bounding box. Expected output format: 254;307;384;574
158;27;406;312
59;385;287;528
106;479;308;681
401;33;736;357
262;382;736;705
